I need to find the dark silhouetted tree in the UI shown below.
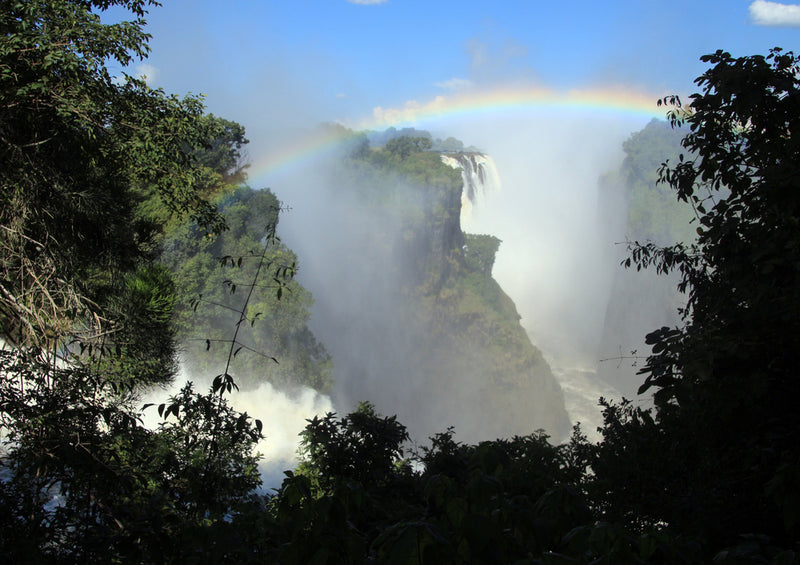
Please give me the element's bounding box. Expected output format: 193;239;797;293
594;48;800;557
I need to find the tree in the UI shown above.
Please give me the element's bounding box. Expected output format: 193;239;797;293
265;408;636;564
193;115;250;185
595;48;800;555
384;135;433;159
297;401;410;493
0;2;267;560
620;118;694;245
0;0;224;369
163;186;333;392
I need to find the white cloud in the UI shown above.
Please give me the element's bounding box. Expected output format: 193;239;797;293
370;95;458;127
435;78;474;92
346;0;387;5
134;63;160;85
749;0;800;27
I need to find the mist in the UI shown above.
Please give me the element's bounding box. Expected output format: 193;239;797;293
273;147;509;442
119;4;781;443
143;368;333;488
142;5;691;440
438;111;663;431
257;108;674;442
445;112;633;368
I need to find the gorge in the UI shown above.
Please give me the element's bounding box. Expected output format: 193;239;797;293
277;133;572;444
166;118;687;468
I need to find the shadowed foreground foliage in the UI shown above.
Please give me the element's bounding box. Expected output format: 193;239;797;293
2;0;800;561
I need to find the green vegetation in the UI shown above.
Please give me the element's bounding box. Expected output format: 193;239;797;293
596;118;691;395
1;0;219;366
0;1;264;561
463;233;501;276
621;119;695;245
2;1;799;561
163;186;333;392
596;48;800;556
327;127;571;441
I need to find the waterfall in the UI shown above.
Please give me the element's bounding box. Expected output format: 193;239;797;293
441;153;501;229
442;148;621;440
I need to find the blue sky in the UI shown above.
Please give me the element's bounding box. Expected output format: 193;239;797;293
106;1;800;427
107;0;800;167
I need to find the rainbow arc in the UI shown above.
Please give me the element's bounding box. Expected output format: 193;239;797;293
248;85;667;186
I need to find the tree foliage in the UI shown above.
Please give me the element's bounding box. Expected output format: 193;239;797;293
463;233;501;276
0;2;265;560
384;135;433;159
163;186;333;392
4;2;799;559
597;48;800;556
621;118;694;245
264;406;621;564
0;348;264;562
0;0;224;371
297;401;410;493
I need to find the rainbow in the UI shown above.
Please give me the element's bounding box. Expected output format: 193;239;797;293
248;85;668;187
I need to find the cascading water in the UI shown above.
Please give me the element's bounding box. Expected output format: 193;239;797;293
277;144;571;444
440;153;501;230
442;147;622;440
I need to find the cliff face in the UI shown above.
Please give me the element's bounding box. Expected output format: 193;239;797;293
283;137;571;443
414;152;570;441
595;120;691;398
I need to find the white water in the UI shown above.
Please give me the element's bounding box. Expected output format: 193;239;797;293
142;369;333;488
441;152;502;230
438;116;638;437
